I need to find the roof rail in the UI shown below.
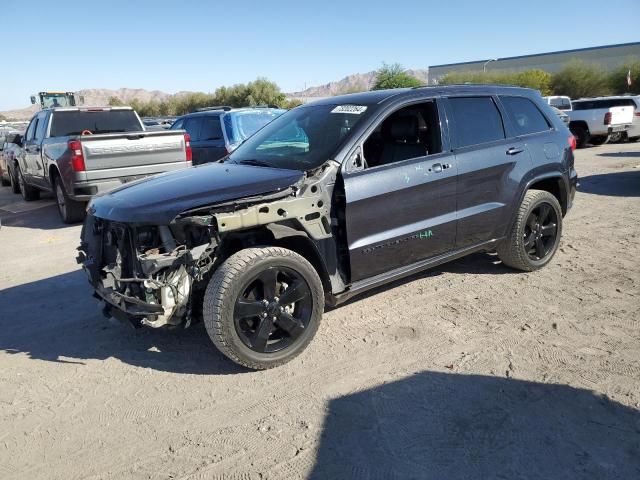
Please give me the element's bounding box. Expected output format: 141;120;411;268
196;106;232;112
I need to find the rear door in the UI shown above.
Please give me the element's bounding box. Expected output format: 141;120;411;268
343;98;458;282
444;96;531;248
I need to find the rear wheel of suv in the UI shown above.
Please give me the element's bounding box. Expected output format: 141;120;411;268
497;190;562;272
203;247;324;370
54;176;85;224
17;166;40;201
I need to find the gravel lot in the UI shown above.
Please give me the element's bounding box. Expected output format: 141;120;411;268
1;142;639;479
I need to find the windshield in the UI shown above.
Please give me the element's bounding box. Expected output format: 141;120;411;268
41;93;75;108
50;110;143;136
227;104;369;171
223;109;285;145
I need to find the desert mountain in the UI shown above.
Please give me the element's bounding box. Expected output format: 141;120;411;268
1;69;429;120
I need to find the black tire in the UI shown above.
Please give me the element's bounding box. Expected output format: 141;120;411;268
0;172;9;186
203;247;324;370
628;136;640;143
590;135;610;146
9;164;20;194
570;125;589;148
497;190;563;272
54;176;85;224
17;166;40;201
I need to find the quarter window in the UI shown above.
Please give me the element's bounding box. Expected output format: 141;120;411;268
448;97;505;148
183;117;203;141
500;96;551;136
200;116;223;140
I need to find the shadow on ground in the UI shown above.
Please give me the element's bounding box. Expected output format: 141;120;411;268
0;270;245;375
310;371;640;479
578;170;640;197
0;204;77;230
596;150;640;158
330;251;515;310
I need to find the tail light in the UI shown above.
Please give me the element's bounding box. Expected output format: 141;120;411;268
568;135;576;151
635;110;640;117
603;112;612;125
184;133;192;162
68;140;85;172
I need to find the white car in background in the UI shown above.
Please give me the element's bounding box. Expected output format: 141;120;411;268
543;95;572;111
568;97;634;147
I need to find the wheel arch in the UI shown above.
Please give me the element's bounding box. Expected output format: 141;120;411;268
527;175;568;216
568;120;589;133
216;223;333;294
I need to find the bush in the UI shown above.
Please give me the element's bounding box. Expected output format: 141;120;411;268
551;60;611;99
439;69;552;95
373;63;423;90
608;60;640;94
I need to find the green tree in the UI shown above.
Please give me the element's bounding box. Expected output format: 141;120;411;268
372;63;423;90
108;96;125;106
551;60;611;99
608;60;640;94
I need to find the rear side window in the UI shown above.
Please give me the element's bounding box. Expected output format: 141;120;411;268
35;113;48;140
25;117;38;141
448;97;505;148
500;96;551;136
199;116;223;140
183;117;202;141
50;110;143;136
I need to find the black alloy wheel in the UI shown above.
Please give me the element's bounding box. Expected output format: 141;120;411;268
203;247;324;370
234;266;312;353
523;202;558;261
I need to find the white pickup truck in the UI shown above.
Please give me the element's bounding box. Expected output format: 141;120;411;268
14;107;192;223
568;97;634;147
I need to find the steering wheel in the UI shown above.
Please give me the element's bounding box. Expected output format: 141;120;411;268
81;129;93;135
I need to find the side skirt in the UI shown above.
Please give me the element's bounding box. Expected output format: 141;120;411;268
327;238;503;306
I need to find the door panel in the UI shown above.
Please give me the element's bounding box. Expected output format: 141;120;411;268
343;152;457;282
454;142;530;248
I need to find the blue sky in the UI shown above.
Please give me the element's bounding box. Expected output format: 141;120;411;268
1;0;638;110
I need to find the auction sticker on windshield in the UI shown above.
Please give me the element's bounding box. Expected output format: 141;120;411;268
331;105;367;114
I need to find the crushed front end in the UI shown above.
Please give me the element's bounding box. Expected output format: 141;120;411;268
77;214;216;328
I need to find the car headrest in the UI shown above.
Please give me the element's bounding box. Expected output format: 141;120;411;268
388;116;419;142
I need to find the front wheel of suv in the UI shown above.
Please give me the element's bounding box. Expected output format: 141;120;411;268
203;247;324;370
497;190;563;272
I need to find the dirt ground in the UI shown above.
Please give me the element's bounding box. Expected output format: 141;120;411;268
1;142;639;479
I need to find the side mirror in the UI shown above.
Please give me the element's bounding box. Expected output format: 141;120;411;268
30;96;37;105
14;135;23;147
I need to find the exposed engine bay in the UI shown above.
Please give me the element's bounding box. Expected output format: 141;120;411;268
77;162;341;329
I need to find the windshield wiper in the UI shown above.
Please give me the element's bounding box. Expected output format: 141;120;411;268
236;159;272;167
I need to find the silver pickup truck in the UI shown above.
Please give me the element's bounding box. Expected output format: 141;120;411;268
15;106;192;222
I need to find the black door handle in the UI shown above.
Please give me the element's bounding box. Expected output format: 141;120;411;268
506;147;524;155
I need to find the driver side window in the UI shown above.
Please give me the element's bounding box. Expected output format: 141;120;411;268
361;101;442;169
25;117;38;142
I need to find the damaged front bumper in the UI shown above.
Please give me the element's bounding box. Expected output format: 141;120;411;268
77;214;212;329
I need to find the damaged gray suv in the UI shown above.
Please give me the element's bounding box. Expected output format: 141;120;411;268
78;85;578;370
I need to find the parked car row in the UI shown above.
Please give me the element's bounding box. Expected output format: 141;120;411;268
543;95;639;147
1;105;285;223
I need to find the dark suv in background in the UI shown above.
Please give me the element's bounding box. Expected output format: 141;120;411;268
170;107;285;165
79;85;577;370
